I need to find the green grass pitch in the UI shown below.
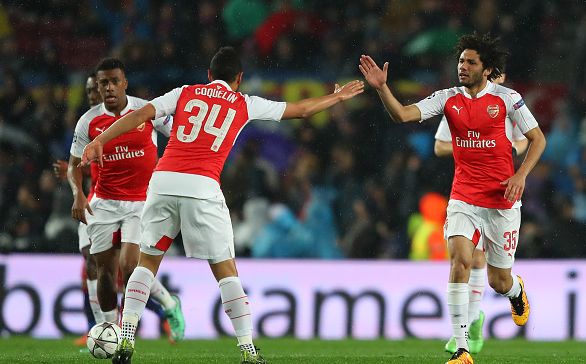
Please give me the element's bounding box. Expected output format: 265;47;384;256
1;336;584;364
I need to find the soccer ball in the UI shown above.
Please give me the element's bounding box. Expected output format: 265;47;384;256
86;322;121;359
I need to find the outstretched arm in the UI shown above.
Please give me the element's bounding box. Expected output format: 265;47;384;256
80;103;156;166
281;80;364;120
359;55;421;123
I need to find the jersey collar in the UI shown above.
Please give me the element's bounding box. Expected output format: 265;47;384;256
208;80;233;91
461;81;492;99
100;95;132;117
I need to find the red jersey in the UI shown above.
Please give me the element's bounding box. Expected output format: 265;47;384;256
70;96;172;201
148;80;286;199
415;81;538;209
87;161;99;201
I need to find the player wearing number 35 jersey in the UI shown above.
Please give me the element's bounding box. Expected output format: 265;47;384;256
80;46;364;364
360;33;546;364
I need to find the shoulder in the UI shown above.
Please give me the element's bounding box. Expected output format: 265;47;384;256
489;84;522;103
127;95;149;108
77;104;104;127
424;87;460;101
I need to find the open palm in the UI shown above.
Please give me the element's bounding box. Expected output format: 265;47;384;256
359;55;388;90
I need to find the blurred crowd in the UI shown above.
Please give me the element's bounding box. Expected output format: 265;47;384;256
1;0;586;259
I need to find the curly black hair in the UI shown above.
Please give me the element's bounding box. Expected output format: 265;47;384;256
455;33;510;82
94;58;126;75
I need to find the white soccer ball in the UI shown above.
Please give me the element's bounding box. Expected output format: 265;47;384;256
86;322;121;359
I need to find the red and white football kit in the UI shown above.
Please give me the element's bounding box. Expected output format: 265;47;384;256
435;111;527;254
140;80;286;262
416;81;539;268
70;96;173;254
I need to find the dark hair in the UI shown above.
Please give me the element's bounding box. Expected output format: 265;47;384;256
209;46;242;83
455;33;510;82
88;71;96;79
94;58;126;75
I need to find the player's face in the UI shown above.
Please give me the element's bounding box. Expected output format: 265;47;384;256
86;76;102;108
96;68;128;113
457;49;489;88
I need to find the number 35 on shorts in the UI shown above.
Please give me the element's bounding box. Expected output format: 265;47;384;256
503;230;518;251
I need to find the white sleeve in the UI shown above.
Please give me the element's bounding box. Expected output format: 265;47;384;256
507;91;538;134
244;94;286;121
149;86;186;119
435;116;451;142
69;116;91;158
414;90;449;122
151;115;173;137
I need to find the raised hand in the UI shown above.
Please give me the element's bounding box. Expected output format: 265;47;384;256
334;80;364;101
359;55;388;90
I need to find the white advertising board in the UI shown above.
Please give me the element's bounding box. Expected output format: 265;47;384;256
0;254;583;340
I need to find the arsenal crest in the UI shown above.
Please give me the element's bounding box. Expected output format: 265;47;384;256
136;122;145;131
487;105;499;118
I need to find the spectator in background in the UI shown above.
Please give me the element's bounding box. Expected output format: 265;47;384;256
0;182;46;252
408;192;449;260
222;0;269;41
91;0;152;46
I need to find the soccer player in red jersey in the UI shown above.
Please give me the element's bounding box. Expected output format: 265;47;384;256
57;72;176;344
360;33;546;364
434;69;529;355
68;58;185;342
81;46;364;364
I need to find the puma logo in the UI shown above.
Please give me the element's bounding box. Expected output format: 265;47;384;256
96;127;105;133
452;105;463;114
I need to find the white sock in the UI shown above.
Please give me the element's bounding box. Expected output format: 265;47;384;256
468;269;485;324
219;277;253;340
447;283;469;352
150;278;175;311
120;267;155;343
503;273;522;299
120;314;139;345
122;267;154;320
103;308;119;324
87;279;105;324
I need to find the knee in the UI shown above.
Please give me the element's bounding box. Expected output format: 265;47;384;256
85;257;98;278
450;255;472;274
119;259;137;278
487;275;509;294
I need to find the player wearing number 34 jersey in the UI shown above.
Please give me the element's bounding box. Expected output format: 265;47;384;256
81;46;364;364
148;81;287;200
